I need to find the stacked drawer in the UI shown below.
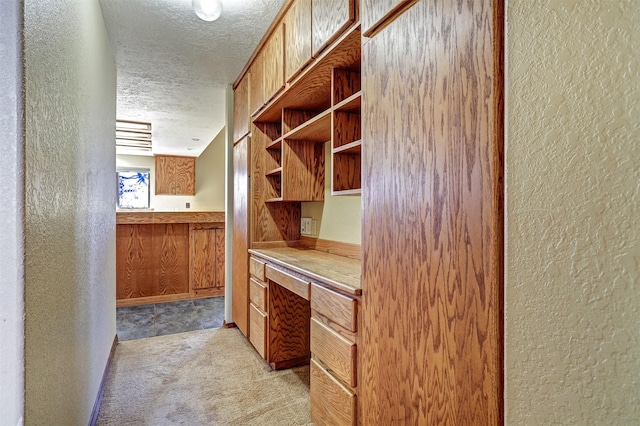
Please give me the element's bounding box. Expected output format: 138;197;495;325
309;283;359;426
248;257;268;357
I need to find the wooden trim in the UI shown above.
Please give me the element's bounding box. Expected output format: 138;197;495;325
270;355;310;370
89;334;118;426
223;321;237;329
297;236;361;260
233;0;295;89
116;211;225;225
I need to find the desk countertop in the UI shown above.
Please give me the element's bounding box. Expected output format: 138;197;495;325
248;247;361;296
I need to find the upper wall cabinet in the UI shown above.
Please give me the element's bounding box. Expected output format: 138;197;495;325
249;52;264;116
361;0;417;37
284;0;312;82
155;155;196;195
234;72;250;142
263;24;286;107
312;0;356;57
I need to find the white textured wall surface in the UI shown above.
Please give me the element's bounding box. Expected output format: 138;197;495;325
505;1;640;423
116;130;225;212
301;143;362;245
0;0;25;424
23;0;117;423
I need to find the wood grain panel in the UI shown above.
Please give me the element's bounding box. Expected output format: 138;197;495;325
310;359;357;426
332;152;361;192
297;236;361;260
360;0;504;423
266;264;310;300
155;155;175;195
191;228;216;289
311;317;357;387
155;223;190;295
312;0;355;57
332;68;361;105
249;256;266;281
282;108;317;135
116;224;154;299
282;139;325;201
361;0;417;37
174;156;195;195
249;303;267;358
249;278;267;311
333;111;360;148
233;137;250;335
268;280;311;369
214;228;225;288
311;283;357;332
263;23;285;104
233;73;250;142
284;0;312;82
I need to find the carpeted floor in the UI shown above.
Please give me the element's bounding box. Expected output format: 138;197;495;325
96;327;312;425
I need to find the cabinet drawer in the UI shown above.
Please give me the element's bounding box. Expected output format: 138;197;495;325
311;283;357;332
311;317;356;387
249;257;266;281
310;359;357;426
249;303;267;358
266;265;310;300
249;278;267;311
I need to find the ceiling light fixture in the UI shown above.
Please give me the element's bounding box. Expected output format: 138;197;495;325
193;0;223;22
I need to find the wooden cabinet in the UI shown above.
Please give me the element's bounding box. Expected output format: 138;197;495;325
284;0;312;82
233;73;250;142
263;24;286;107
155;155;195;195
232;136;250;336
310;359;357;426
249;53;264;116
312;0;356;57
190;225;225;292
248;256;268;357
361;0;416;37
360;0;504;423
115;212;225;306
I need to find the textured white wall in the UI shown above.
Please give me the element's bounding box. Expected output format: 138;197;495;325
116;130;225;212
23;0;117;423
0;0;25;424
505;1;640;423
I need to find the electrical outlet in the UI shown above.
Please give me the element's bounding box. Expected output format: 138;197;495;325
301;217;312;235
185;202;190;209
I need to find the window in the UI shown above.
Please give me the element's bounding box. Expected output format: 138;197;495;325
117;169;150;209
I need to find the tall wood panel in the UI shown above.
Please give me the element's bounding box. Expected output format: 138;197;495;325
360;0;504;424
284;0;312;82
312;0;355;57
155;155;195;195
263;24;286;104
233;136;250;336
233;73;250;142
249;53;265;115
155;155;175;195
174;156;195;195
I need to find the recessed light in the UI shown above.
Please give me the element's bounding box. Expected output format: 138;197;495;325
192;138;200;141
187;147;194;151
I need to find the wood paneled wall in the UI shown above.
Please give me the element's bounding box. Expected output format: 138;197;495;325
360;0;504;424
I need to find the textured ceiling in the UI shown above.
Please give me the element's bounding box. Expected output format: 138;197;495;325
100;0;286;156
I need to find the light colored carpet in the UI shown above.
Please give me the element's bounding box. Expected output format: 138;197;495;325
96;327;312;425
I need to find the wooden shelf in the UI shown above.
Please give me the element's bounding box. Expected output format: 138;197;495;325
333;91;361;113
254;24;361;123
266;167;283;177
284;109;331;142
331;188;361;196
266;137;282;150
265;197;284;203
333;140;361;154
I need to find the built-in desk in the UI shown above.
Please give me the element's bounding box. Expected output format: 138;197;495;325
248;246;361;426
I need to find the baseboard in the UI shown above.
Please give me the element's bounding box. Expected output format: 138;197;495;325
223;321;237;329
89;334;118;426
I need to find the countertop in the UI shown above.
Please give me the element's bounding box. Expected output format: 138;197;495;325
249;246;361;296
116;211;225;225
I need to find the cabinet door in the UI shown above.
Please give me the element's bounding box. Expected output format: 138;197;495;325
174;156;195;195
360;0;503;424
233;73;250;142
155;155;175;195
284;0;312;82
191;227;225;290
232;136;250;336
262;23;285;103
361;0;417;37
312;0;355;57
249;53;264;115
